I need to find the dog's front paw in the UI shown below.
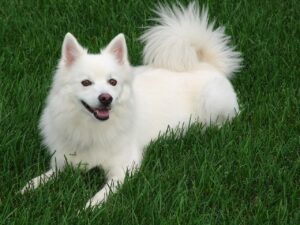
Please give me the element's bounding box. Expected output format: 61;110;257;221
20;169;55;194
83;177;122;210
84;196;104;210
20;176;45;195
20;177;42;194
84;190;107;210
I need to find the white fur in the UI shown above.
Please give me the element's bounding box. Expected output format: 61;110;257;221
21;2;241;209
140;2;242;77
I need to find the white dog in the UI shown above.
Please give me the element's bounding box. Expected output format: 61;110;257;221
21;2;242;209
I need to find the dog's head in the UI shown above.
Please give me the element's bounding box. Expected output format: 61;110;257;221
55;33;132;121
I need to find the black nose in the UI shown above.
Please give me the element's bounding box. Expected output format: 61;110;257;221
98;93;113;106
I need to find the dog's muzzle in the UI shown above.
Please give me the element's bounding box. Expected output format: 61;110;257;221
81;96;112;121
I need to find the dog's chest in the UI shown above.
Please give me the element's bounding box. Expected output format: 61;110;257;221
61;142;120;170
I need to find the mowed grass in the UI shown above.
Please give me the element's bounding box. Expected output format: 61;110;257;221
0;0;299;224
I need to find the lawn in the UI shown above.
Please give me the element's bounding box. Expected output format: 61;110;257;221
0;0;299;224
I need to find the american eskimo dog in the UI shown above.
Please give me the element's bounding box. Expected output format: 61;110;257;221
21;2;241;209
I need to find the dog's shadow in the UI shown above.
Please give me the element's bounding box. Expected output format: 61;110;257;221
80;167;107;190
48;165;108;197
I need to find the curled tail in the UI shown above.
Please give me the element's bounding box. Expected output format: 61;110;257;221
140;2;242;78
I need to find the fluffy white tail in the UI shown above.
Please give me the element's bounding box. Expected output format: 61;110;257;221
140;2;242;78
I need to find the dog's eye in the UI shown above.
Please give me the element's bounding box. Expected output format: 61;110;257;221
81;79;92;86
108;79;117;86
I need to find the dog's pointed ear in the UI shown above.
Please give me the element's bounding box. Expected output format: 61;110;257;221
62;33;84;66
104;33;128;65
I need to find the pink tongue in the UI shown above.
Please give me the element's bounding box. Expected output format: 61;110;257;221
94;108;109;119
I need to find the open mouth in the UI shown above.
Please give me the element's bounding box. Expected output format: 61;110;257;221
81;100;111;121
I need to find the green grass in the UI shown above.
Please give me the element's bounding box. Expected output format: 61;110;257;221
0;0;299;224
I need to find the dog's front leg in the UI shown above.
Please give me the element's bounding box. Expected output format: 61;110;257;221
84;145;142;209
84;170;125;209
84;177;123;209
20;169;56;194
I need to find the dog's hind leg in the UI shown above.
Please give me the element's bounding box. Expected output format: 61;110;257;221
197;77;239;126
20;169;56;194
